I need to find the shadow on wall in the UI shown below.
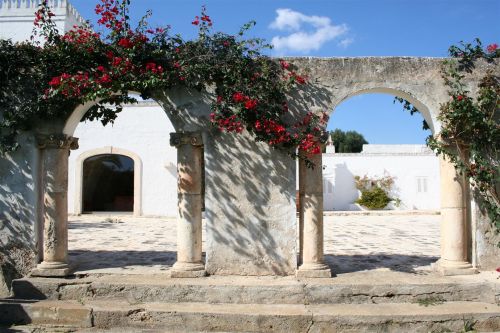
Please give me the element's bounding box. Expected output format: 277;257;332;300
0;134;39;297
204;130;297;275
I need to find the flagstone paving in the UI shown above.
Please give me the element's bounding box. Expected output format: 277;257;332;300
68;213;440;275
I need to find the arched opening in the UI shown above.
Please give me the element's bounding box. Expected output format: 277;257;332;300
82;154;134;213
319;88;444;274
62;94;184;274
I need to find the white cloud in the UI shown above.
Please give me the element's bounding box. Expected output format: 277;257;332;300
269;8;349;54
338;38;354;49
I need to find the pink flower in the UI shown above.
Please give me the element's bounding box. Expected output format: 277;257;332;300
487;43;498;53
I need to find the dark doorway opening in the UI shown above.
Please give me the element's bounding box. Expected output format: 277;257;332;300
83;154;134;212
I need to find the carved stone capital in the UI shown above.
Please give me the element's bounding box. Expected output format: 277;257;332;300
170;132;203;148
36;134;79;150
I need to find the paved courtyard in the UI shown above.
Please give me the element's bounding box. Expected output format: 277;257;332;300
68;212;440;275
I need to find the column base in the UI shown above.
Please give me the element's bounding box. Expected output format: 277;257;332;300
31;261;75;277
433;259;478;276
296;263;332;278
170;261;206;278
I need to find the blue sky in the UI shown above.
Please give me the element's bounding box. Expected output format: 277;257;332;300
70;0;499;144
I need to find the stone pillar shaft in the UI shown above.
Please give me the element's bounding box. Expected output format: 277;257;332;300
32;134;78;277
170;132;206;277
297;152;331;278
437;154;475;275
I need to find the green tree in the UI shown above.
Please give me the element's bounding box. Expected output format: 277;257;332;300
330;129;368;153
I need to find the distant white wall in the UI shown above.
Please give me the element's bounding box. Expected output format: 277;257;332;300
322;150;440;211
68;102;178;217
0;0;85;43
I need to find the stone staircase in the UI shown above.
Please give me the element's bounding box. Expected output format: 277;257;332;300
1;271;499;332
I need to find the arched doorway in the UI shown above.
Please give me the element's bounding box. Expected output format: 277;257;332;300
74;146;143;217
82;154;134;213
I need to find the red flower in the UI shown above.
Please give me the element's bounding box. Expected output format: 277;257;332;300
244;99;257;110
233;92;246;103
496;267;500;273
48;76;61;87
97;73;112;84
295;74;306;84
112;57;122;67
145;62;157;71
192;16;200;26
457;95;463;101
255;120;262;131
487;43;498;53
118;38;134;48
201;14;212;26
279;59;290;70
96;65;105;72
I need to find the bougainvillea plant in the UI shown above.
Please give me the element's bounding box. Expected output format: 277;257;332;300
0;0;328;163
428;39;499;233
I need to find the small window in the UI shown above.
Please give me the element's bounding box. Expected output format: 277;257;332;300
416;177;428;193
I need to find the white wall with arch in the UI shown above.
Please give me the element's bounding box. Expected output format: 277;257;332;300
68;101;178;217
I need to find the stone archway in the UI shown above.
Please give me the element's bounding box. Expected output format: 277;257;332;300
74;147;142;217
29;57;485;278
290;57;479;277
32;91;210;277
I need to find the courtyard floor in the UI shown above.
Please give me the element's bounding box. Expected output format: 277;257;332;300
68;212;440;275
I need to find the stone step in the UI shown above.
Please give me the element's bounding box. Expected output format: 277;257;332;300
1;299;500;332
11;272;500;305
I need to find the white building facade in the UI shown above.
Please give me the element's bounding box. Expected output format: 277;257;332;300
322;145;440;211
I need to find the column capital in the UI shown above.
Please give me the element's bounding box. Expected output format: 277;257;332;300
170;132;203;148
36;134;79;150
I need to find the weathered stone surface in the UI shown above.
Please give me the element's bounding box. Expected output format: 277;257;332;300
2;299;500;333
0;133;40;296
11;271;499;305
0;299;92;328
475;200;500;271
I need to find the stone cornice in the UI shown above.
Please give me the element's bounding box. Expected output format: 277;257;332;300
170;132;203;148
36;134;79;150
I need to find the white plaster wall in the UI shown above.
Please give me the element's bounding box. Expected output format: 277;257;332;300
68;102;178;217
0;0;84;43
322;151;440;211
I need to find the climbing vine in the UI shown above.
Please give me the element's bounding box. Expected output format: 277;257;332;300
0;0;328;160
428;39;499;230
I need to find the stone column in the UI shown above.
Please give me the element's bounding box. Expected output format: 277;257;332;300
32;134;78;277
297;152;331;278
170;132;206;277
437;154;476;275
